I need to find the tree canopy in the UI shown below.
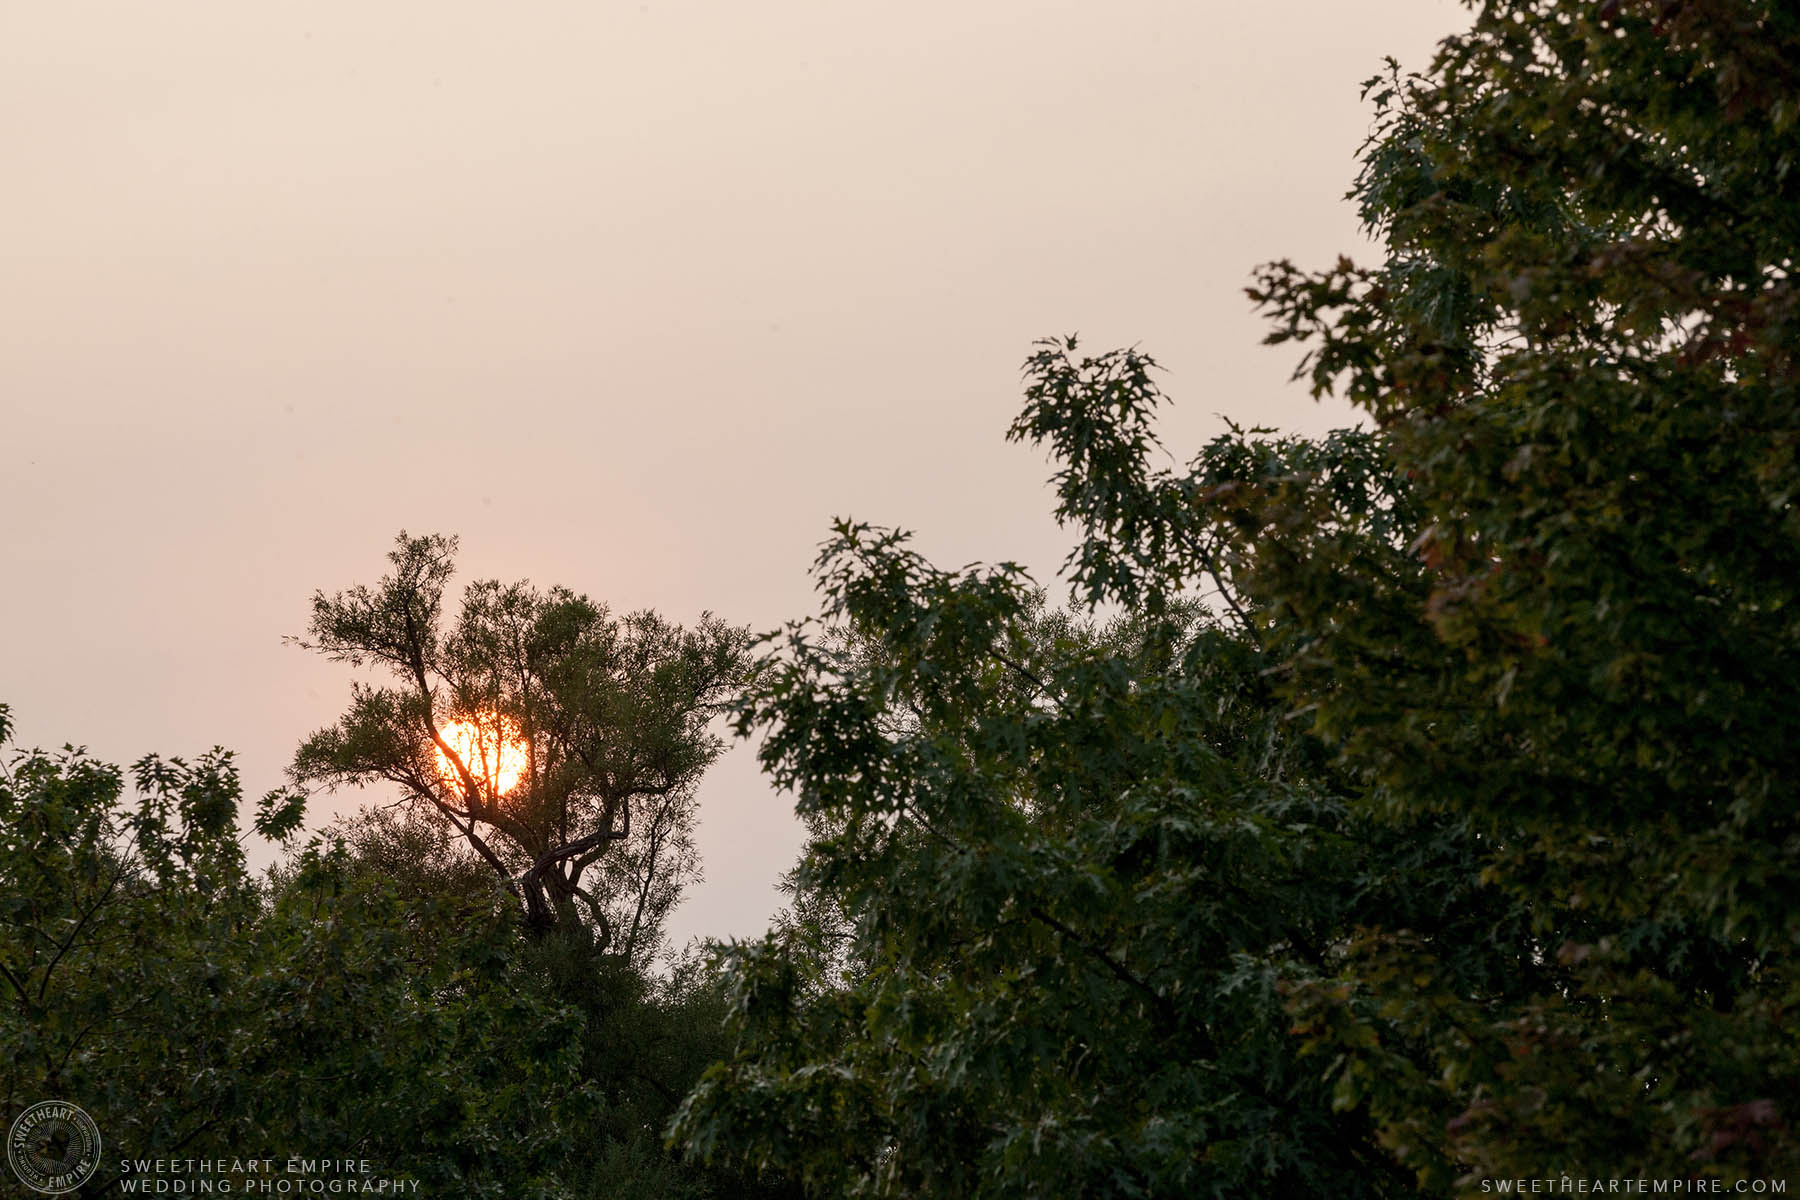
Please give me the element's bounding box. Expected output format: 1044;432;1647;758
292;532;751;958
1232;0;1800;1183
676;0;1800;1191
0;699;795;1199
8;2;1797;1195
0;703;595;1196
670;385;1493;1198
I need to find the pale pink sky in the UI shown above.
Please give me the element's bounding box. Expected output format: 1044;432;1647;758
2;1;1461;949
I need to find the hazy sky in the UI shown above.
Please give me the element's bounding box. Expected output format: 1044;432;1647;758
2;0;1462;949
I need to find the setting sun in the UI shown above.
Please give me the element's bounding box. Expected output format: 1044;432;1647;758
434;715;529;796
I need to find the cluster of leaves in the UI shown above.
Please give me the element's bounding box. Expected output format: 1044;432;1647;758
675;1;1800;1192
0;701;789;1198
668;392;1517;1197
325;799;801;1200
0;702;592;1196
10;3;1796;1194
293;532;750;957
1230;0;1800;1186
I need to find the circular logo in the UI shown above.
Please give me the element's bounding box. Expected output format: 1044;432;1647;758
8;1102;101;1194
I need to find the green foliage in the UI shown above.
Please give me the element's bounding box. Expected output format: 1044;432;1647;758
292;532;750;957
0;704;593;1196
11;5;1795;1194
675;3;1800;1192
306;772;795;1197
1226;1;1800;1186
671;550;1429;1195
1;700;776;1197
2;526;766;1198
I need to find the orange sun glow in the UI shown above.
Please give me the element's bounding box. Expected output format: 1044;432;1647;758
434;715;529;795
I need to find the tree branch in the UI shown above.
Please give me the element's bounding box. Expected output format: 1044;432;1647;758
37;855;130;1004
1181;529;1262;649
989;651;1063;710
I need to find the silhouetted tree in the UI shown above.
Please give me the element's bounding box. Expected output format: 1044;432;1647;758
292;532;750;959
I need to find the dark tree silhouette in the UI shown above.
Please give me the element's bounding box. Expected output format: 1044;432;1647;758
292;532;749;958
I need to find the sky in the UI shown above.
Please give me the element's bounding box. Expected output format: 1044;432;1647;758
2;0;1464;950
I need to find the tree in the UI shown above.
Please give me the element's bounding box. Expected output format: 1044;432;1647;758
324;795;801;1200
677;1;1800;1189
1225;0;1800;1185
670;518;1444;1196
0;702;594;1197
291;532;750;958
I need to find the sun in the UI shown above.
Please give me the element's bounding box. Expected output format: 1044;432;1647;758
434;714;529;796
